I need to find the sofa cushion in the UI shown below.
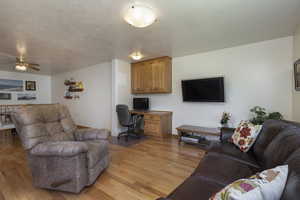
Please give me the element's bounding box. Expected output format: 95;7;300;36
193;153;256;186
252;120;290;164
262;126;300;169
168;175;224;200
231;121;262;152
208;142;260;169
86;141;109;168
210;165;288;200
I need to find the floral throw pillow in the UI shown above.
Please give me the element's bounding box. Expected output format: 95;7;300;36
210;165;288;200
231;121;262;152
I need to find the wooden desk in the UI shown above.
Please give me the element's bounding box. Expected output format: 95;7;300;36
130;110;173;138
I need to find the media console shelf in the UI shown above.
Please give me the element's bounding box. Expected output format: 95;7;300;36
176;125;220;144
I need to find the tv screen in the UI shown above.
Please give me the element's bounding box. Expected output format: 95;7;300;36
181;77;224;102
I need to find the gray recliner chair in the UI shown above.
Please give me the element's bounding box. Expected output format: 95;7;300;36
11;104;110;193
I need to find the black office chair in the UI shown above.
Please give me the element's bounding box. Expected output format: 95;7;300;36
116;104;143;141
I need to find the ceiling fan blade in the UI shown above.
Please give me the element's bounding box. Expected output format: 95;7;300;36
27;64;40;71
27;63;40;67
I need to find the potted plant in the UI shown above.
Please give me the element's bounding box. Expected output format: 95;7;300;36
250;106;283;125
220;112;231;127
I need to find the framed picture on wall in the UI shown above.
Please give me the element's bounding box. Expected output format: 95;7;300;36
25;81;36;91
0;93;11;100
17;93;36;100
0;79;23;91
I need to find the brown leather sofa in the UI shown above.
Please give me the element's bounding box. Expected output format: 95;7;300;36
158;120;300;200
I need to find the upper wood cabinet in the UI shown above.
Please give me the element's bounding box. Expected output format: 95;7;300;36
131;57;172;94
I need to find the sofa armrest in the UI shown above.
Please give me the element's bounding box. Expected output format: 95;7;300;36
30;141;88;157
74;128;110;141
220;127;235;143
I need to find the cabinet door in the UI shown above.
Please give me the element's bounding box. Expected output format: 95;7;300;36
144;120;161;136
151;59;166;92
132;63;145;93
131;57;172;94
151;58;172;93
142;63;153;92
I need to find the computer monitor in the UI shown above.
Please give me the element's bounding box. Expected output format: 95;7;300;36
133;98;149;110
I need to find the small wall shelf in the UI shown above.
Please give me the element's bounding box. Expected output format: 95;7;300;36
64;79;84;99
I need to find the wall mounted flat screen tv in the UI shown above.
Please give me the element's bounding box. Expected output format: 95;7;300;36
181;77;225;102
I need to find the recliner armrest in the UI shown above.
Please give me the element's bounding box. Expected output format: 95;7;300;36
30;141;88;157
74;128;110;141
220;127;235;143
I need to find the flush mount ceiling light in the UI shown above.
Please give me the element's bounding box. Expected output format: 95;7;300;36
130;52;143;60
124;3;156;28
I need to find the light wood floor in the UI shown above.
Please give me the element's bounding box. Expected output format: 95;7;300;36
0;131;205;200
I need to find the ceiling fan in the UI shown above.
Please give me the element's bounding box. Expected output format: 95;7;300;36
15;56;40;72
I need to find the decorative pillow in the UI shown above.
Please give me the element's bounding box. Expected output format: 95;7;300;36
231;121;262;152
210;165;288;200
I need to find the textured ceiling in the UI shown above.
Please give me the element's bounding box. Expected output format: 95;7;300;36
0;0;299;75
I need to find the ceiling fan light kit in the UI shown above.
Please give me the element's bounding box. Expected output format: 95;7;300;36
124;3;156;28
15;64;27;71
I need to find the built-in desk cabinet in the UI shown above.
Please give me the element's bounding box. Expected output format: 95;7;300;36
130;110;172;138
131;57;172;94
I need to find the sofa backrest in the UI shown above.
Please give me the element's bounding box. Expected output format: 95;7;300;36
11;104;77;150
262;126;300;169
281;148;300;200
252;120;290;164
252;120;300;199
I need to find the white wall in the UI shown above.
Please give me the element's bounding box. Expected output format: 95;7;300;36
134;37;293;133
0;70;52;105
111;59;132;136
293;26;300;121
51;62;112;129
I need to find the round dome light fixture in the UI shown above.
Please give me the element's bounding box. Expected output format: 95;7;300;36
124;4;156;28
130;52;143;60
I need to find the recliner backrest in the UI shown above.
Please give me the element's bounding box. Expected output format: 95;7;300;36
11;104;77;150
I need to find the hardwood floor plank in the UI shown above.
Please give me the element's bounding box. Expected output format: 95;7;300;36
0;131;205;200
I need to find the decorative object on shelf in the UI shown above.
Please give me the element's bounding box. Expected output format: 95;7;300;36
250;106;283;125
294;59;300;91
0;79;23;91
0;93;11;100
25;81;36;91
64;78;84;99
17;93;37;101
220;112;231;127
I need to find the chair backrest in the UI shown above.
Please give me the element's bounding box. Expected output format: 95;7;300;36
116;104;131;126
11;104;77;150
